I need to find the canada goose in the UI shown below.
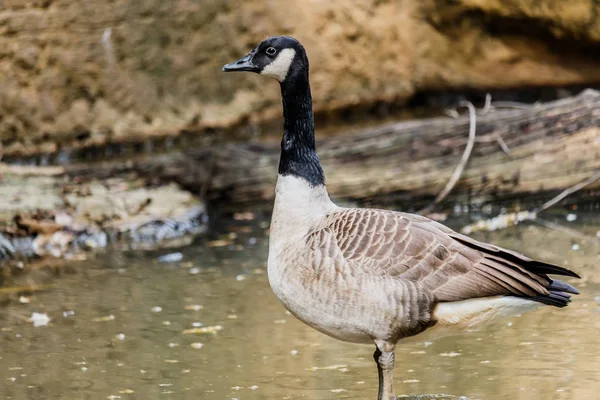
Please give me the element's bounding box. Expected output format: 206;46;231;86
223;36;580;400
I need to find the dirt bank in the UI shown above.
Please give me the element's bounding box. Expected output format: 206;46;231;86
2;0;600;156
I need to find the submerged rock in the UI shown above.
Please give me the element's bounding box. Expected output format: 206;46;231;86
0;167;208;263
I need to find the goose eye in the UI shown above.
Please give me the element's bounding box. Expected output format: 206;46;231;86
266;47;277;56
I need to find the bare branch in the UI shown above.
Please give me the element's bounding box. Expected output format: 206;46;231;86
420;101;477;214
532;170;600;214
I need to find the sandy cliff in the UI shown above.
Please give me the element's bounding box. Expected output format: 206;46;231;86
1;0;599;155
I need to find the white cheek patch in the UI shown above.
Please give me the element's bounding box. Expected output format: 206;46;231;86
261;48;296;82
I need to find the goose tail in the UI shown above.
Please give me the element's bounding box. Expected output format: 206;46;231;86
528;279;580;308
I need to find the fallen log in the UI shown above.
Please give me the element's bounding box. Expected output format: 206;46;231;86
63;89;600;209
183;89;600;207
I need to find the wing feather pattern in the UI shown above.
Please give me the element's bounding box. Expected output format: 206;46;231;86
310;208;579;307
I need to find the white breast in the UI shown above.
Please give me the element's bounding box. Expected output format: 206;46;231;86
268;174;336;254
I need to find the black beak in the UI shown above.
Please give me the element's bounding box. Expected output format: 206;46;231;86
222;53;258;73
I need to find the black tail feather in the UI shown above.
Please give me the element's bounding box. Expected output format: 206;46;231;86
527;261;581;279
530;292;572;308
548;279;580;295
528;279;578;308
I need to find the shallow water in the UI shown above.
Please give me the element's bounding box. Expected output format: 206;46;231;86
1;212;599;400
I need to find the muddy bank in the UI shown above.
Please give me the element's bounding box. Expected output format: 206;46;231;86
2;0;600;156
0;166;207;263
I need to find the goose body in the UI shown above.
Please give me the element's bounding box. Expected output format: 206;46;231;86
223;36;580;400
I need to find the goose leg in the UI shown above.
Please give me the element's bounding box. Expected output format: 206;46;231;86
374;340;396;400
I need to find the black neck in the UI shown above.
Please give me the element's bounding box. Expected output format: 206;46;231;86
278;72;325;187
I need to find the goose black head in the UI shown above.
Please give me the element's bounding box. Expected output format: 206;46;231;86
222;36;307;83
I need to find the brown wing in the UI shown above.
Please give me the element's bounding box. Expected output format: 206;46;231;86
318;208;579;303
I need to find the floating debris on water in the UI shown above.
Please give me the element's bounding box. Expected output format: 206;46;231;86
0;284;53;294
162;321;171;326
227;314;238;319
189;267;200;275
439;352;462;357
191;322;203;327
403;379;420;383
461;211;535;234
157;252;183;263
168;343;179;348
30;312;50;327
566;213;577;222
182;325;223;335
190;342;204;349
236;274;246;281
248;385;258;390
19;296;30;303
207;239;232;248
151;306;163;313
184;304;204;311
572;244;580;251
164;360;179;363
62;310;75;317
118;390;135;394
307;364;347;371
290;350;298;356
115;333;126;340
273;319;286;324
330;388;346;393
92;314;115;322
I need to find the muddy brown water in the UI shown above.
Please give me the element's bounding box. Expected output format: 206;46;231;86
0;212;599;400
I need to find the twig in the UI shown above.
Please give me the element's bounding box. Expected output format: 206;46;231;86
490;100;540;109
443;109;460;119
495;134;511;155
477;93;493;115
534;218;599;242
420;101;477;214
532;170;600;214
0;163;64;177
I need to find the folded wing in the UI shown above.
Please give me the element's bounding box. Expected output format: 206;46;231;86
318;208;579;306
